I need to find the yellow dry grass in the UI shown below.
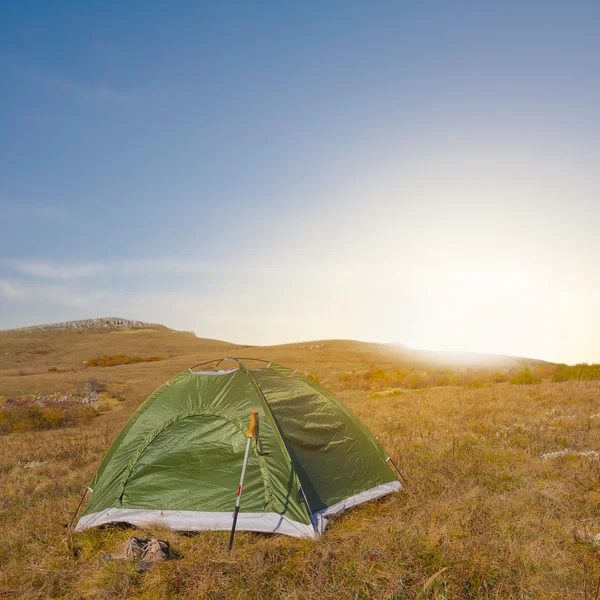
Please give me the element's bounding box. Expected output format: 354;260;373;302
1;381;600;598
1;328;599;598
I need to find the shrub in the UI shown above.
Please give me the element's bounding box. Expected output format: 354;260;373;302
0;402;99;435
369;389;403;399
403;372;430;389
85;354;164;368
336;366;516;391
490;371;507;383
510;367;542;385
552;364;600;382
306;372;320;383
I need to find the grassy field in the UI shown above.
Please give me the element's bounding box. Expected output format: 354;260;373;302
1;326;600;598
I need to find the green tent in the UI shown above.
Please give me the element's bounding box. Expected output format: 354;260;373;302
76;360;401;538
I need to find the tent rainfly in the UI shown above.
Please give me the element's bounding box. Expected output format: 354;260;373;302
75;360;401;538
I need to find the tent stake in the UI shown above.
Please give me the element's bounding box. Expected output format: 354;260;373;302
387;456;409;486
67;487;90;530
228;411;258;551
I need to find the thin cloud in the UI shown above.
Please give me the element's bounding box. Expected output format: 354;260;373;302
119;258;338;280
3;256;368;283
120;259;220;276
0;278;107;308
4;260;106;279
0;280;28;300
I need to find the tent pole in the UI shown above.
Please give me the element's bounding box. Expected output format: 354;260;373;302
298;484;317;533
228;411;258;551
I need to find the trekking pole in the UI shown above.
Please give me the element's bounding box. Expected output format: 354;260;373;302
228;410;258;551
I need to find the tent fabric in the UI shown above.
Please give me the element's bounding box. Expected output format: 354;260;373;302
76;362;401;538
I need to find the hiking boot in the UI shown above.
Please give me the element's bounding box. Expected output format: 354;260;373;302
98;536;149;565
136;538;170;572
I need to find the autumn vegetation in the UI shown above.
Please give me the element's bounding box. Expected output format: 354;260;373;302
552;363;600;382
336;364;558;392
0;402;99;434
2;325;600;598
509;366;543;385
85;354;164;368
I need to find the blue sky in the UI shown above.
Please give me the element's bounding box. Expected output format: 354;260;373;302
1;1;600;363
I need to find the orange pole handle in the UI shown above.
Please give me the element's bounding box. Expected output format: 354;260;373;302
247;411;258;438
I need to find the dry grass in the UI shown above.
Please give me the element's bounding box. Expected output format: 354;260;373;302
2;380;600;598
1;328;599;598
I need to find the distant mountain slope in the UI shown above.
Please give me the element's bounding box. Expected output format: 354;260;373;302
0;318;555;404
237;339;553;374
392;346;550;369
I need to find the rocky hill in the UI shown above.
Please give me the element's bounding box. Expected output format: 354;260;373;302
1;317;163;334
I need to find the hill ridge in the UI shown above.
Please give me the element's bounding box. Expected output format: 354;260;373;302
0;317;163;334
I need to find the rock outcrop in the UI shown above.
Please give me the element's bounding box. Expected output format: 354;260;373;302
2;317;162;333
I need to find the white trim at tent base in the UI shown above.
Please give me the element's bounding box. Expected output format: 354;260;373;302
76;509;317;538
75;481;401;539
316;480;401;520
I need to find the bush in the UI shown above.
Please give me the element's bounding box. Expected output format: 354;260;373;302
369;389;403;399
510;367;542;385
490;371;507;383
0;403;99;434
552;364;600;382
336;366;517;391
85;354;164;368
306;372;320;383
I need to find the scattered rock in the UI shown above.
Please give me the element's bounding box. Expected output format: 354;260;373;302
4;386;99;408
541;449;600;460
17;460;48;469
